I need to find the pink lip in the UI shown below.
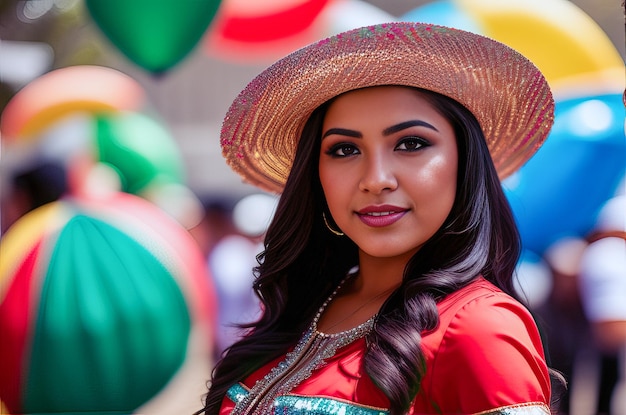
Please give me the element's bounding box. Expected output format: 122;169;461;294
356;205;408;228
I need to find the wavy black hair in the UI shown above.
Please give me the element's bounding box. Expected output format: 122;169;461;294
196;87;523;415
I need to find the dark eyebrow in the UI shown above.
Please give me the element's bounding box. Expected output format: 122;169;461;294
322;128;362;139
323;120;439;139
383;120;439;135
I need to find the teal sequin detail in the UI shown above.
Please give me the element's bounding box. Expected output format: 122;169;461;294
227;384;250;406
227;383;389;415
275;395;389;415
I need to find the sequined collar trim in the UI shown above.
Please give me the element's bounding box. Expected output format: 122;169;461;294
227;383;389;415
227;383;550;415
228;276;376;415
474;402;551;414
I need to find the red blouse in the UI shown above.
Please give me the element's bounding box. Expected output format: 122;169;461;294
220;278;551;414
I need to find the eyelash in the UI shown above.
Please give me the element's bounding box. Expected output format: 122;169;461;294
396;136;429;151
325;136;430;157
325;143;358;157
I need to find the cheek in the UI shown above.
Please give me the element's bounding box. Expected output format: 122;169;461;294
413;157;458;212
436;163;458;206
437;166;458;217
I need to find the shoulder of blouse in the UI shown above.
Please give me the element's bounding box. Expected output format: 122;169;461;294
414;277;551;413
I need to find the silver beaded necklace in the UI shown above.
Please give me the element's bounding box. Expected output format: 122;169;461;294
231;276;375;415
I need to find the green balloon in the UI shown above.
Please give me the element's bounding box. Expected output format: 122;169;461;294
25;215;191;413
95;112;185;195
85;0;222;73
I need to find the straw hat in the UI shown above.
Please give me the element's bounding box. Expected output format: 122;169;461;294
221;22;554;194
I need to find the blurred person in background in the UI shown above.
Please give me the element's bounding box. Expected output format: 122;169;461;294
575;194;626;415
533;237;590;414
537;192;626;415
1;160;67;234
196;194;275;358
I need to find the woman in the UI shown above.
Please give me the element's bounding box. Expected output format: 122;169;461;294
198;22;556;414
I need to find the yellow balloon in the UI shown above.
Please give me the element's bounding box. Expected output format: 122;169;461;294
456;0;624;96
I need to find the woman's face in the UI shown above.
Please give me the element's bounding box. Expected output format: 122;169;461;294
319;86;458;261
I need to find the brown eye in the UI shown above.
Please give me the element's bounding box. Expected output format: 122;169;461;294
396;137;428;151
327;143;360;157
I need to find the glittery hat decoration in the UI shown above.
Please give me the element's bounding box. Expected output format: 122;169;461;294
221;22;554;194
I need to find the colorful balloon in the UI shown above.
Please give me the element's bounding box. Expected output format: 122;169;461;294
504;93;626;254
0;192;216;414
0;65;145;141
94;111;186;194
3;108;197;228
85;0;222;74
402;0;624;95
204;0;330;63
455;0;624;94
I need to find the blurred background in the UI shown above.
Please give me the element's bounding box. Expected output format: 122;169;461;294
0;0;623;198
0;1;624;414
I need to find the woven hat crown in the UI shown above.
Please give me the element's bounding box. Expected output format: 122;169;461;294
221;22;554;194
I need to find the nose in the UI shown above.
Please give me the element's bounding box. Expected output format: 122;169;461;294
358;153;398;194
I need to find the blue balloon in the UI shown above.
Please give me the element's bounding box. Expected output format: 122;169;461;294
504;93;626;254
401;0;483;33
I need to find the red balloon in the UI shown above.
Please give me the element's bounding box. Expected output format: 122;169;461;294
205;0;332;63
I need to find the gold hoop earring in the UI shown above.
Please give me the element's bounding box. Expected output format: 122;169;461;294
323;212;344;236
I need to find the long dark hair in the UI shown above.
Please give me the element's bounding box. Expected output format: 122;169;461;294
197;87;521;415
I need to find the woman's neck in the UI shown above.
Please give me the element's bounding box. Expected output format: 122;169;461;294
314;252;407;334
354;249;410;295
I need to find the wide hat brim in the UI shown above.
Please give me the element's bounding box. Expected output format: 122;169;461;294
221;22;554;194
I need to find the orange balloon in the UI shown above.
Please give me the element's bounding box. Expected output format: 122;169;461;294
1;65;145;141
